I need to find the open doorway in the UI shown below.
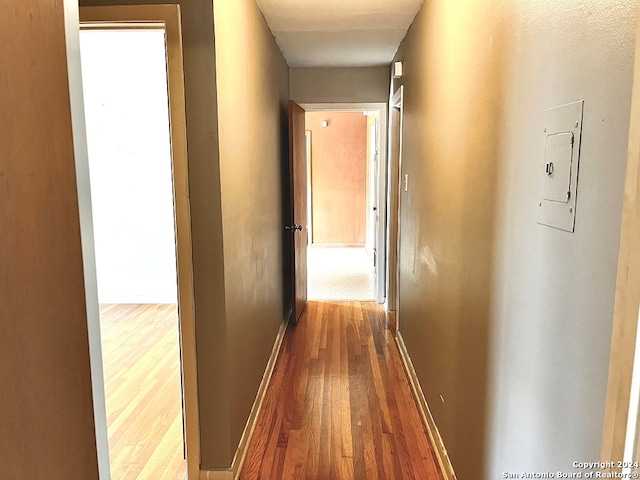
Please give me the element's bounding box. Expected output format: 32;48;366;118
303;108;385;302
79;25;186;479
77;6;199;479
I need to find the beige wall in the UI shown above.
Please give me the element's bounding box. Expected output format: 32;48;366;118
213;0;290;466
0;1;99;478
307;111;367;245
392;1;636;478
290;67;389;104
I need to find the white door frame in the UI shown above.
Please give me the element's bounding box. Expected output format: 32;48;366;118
301;102;388;304
305;130;313;245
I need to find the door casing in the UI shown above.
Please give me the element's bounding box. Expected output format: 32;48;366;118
387;87;404;321
301;102;388;305
78;6;199;479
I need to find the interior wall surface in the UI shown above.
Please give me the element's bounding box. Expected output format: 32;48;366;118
78;0;232;467
0;1;99;478
290;67;390;104
213;0;290;466
391;1;636;478
307;111;367;245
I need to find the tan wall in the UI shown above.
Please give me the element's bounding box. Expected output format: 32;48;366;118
213;0;290;465
307;112;367;244
392;1;636;478
0;1;99;478
290;67;389;104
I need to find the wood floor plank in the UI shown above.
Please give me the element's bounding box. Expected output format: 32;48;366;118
304;352;326;479
239;301;443;480
100;304;186;480
339;305;354;460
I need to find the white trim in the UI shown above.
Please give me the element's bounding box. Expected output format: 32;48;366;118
63;3;111;478
97;296;178;305
396;332;457;480
231;317;288;477
305;130;313;244
199;317;288;480
300;102;388;305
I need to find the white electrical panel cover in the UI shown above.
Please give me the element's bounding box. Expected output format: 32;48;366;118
537;100;584;232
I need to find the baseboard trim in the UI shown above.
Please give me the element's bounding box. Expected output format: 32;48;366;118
309;243;366;248
396;331;457;480
199;470;233;480
199;316;289;480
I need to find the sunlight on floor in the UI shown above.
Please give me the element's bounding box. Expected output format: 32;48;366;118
100;304;186;480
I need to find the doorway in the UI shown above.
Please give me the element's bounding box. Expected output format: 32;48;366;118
78;5;198;479
387;86;404;318
79;26;185;479
302;106;387;303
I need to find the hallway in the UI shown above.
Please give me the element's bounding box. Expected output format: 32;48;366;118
240;301;443;479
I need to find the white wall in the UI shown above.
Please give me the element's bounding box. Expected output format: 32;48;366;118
488;2;635;475
80;29;177;304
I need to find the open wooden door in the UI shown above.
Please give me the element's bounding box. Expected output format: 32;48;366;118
288;100;307;323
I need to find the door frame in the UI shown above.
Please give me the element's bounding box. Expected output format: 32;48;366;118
387;87;404;320
601;5;640;465
77;6;200;479
305;130;313;245
301;102;388;304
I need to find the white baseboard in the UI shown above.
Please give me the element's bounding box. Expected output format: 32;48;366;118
396;331;457;480
199;316;289;480
97;295;177;304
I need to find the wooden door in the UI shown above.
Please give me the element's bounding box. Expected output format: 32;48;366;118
288;100;307;323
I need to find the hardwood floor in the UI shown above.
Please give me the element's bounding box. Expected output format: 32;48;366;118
99;304;186;480
240;301;443;480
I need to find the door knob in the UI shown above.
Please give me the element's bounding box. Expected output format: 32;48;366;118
285;224;303;231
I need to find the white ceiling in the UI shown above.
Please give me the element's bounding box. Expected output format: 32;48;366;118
255;0;425;68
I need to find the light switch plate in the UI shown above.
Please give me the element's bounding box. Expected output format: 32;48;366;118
537;100;583;232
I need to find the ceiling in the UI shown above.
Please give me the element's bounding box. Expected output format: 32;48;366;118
254;0;425;68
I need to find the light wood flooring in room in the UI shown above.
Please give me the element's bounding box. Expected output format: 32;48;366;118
240;301;443;479
100;304;186;480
